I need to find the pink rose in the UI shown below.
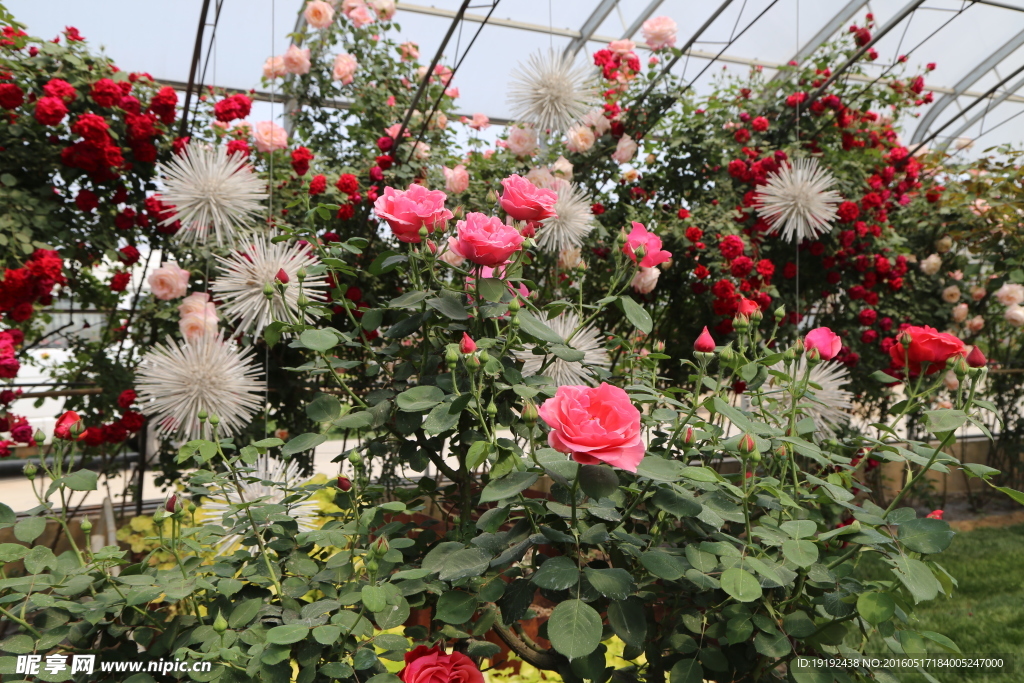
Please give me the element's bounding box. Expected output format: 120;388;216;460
951;302;968;323
411;141;431;160
566;125;595;153
373;184;453;243
303;0;335;29
612;134;638;164
399;41;419;61
148;262;190;300
608;39;636;55
631;267;660;294
449;212;524;267
622;222;672;268
179;311;218;341
263;56;287;79
804;327;842;360
399;647;483;683
539;383;645;472
347;4;375;27
642;16;677;50
178;292;218;319
443;164;469;194
462;112;489;130
282;44;311;75
254;121;288;152
332;53;359;84
967;315;985;333
368;0;396;19
506;126;538;157
500;174;557;222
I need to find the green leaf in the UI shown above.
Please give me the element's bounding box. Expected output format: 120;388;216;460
61;469;98;491
684;546;717;574
230;598;262;628
0;502;13;525
437;548;492;582
435;591;478;624
923;409;968;435
361;585;387;613
532;556;579;590
550;345;585;362
780;520;817;539
782;540;819;568
669;659;704;683
369;250;405;275
389;291;429;308
608;598;646;649
640;551;686;580
427;297;468;320
375;598;411;630
477;278;507;303
548;599;603;660
423;401;462;435
634;457;684;482
891;556;941;603
14;517;45;543
583;568;633;600
753;631;791;657
578;465;619;499
720;567;762;602
620;296;653;334
396;385;445;412
306;394;342;422
995;486;1024;506
898;518;954;554
0;543;29;562
282;433;327;456
265;625;309;645
517;310;565;344
479;472;538;503
465;441;490;469
857;592;896;625
299;329;338;352
869;370;900;383
652;488;701;517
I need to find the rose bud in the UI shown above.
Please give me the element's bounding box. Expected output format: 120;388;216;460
966;345;986;368
682;426;695;446
459;332;477;354
54;410;83;440
275;268;290;284
165;494;181;513
738;433;757;455
926;509;944;520
694;326;716;353
337;475;352;492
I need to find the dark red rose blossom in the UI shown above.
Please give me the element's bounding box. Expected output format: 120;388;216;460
43;78;77;102
117;389;137;410
751;116;769;132
34;96;67;126
213;93;252;122
836;201;860;222
0;83;23;109
109;271;131;292
309;174;327;196
290;146;314;175
336;204;355;220
336;173;359;194
75;189;99;212
118;245;141;265
90;78;122;108
149;86;178;124
719;234;745;260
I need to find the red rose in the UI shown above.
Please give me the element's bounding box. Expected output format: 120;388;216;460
79;427;105;447
117;389;137;409
858;308;877;326
102;422;128;443
75;189;99;212
730;255;753;278
34;96;67;126
836;201;860;222
336;173;359;194
119;411;145;432
309;174;327;196
0;83;23;110
751;116;769;132
42;79;77;102
213;93;252;122
110;271;131;292
149;86;178;124
90;78;122;108
226;139;251;157
290;146;314;175
118;245;141;265
591;203;605;215
71;113;110;143
377;136;393;151
375;155;393;170
733;128;751;143
54;411;82;439
719;234;745;260
336;204;355;220
888;325;966;376
399;647;483;683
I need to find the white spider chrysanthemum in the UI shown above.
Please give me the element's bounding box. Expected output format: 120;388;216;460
135;334;265;439
212;235;328;337
771;359;853;437
159;142;268;246
537;181;595;252
754;157;842;242
516;311;610;386
507;49;598;132
202;455;319;555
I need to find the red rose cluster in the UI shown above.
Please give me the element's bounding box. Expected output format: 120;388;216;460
213;93;252;123
73;390;145;447
0;249;65;323
0;331;29;455
593;47;641;82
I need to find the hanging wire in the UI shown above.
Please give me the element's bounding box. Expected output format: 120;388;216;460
265;0;277;438
794;0;800;327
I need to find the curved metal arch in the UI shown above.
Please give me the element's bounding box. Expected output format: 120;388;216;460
938;72;1024;149
776;0;871;78
564;0;621;57
911;26;1024;143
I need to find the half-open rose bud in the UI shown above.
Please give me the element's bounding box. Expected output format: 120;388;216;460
275;268;290;284
459;332;476;354
738;433;757;455
53;411;82;440
337;475;352;492
694;326;716;353
966;345;986;368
